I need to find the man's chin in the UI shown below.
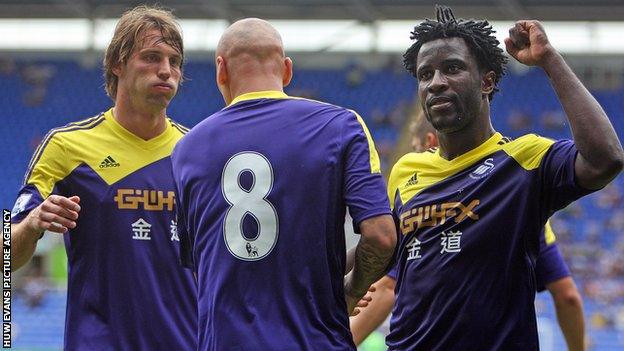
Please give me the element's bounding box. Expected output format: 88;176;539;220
147;95;173;109
428;113;463;133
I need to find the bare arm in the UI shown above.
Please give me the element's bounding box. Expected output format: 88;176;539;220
350;275;396;346
344;214;396;314
506;21;624;190
10;195;80;271
345;246;355;275
546;277;585;351
11;220;42;271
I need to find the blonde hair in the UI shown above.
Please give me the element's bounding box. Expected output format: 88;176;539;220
103;5;184;100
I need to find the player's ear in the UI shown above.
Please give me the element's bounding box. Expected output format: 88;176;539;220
112;62;122;77
425;132;439;148
481;71;495;96
216;56;228;85
282;57;293;87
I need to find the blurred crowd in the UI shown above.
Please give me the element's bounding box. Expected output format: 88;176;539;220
552;179;624;330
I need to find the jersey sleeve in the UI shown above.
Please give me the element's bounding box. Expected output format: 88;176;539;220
171;147;195;270
534;223;571;292
342;111;392;232
539;139;595;218
11;133;68;223
386;263;398;281
175;200;194;270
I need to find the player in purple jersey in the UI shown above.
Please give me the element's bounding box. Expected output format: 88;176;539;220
383;5;622;350
352;114;586;350
536;224;586;351
172;18;396;350
8;6;197;350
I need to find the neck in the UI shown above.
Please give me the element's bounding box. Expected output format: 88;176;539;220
228;75;283;105
113;94;167;140
436;109;495;161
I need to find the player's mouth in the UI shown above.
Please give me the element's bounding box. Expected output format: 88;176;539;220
427;96;455;111
153;83;174;91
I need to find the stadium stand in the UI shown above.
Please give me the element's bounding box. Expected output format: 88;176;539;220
3;59;623;350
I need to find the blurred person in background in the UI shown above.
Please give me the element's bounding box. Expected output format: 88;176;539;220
18;255;49;309
8;5;196;350
351;112;587;351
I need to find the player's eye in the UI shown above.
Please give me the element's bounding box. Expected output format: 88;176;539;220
447;64;461;73
170;57;182;68
418;70;432;81
145;54;160;62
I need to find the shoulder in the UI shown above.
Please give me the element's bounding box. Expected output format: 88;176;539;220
278;97;369;137
23;112;106;190
285;96;357;120
501;133;555;170
37;112;107;155
168;118;190;136
387;152;436;204
391;151;436;173
287;96;345;110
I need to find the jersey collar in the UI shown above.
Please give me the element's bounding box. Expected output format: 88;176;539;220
431;132;503;167
104;108;175;150
228;90;289;107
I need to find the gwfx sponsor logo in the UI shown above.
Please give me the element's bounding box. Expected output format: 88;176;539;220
399;200;480;235
114;189;175;211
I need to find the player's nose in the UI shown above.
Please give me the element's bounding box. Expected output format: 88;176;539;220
427;70;448;94
157;60;172;80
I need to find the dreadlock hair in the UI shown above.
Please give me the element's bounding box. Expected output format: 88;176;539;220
403;5;507;101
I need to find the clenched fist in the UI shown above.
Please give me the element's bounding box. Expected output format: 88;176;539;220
505;20;559;67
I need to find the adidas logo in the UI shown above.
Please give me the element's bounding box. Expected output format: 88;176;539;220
99;156;120;168
405;173;418;187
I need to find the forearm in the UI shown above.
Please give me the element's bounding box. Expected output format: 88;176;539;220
345;247;356;275
555;298;585;351
346;236;393;298
548;277;586;351
10;221;41;271
350;276;396;345
543;53;623;183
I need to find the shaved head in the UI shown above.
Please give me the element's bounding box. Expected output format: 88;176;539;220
217;18;285;63
215;18;292;105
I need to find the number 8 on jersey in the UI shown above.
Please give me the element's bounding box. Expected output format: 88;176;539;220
221;151;279;261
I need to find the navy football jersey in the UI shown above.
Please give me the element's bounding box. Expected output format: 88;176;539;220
172;91;391;351
386;221;571;290
386;133;593;350
11;109;197;350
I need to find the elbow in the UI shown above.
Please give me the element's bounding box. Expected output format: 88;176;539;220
377;228;397;253
588;150;624;185
554;289;583;310
612;151;624;175
367;228;397;257
362;230;396;258
360;215;398;255
599;153;624;182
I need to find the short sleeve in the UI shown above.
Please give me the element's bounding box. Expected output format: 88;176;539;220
386;264;398;281
535;225;571;292
11;134;67;223
342;111;391;232
540;140;595;217
171;149;195;270
176;203;194;270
